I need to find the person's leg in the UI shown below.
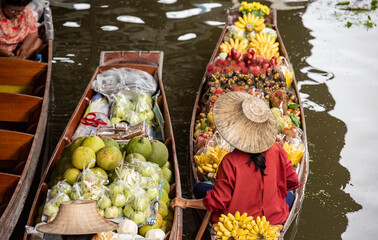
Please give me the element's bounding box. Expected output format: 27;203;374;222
193;182;214;199
286;190;294;210
26;38;43;59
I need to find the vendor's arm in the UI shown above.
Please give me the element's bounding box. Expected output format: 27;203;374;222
171;196;207;210
0;48;15;57
16;31;38;59
281;147;300;190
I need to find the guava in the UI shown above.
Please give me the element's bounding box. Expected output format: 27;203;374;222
123;204;135;219
125;153;146;163
161;167;173;184
98;208;105;217
71;146;96;170
164;209;174;222
158;200;168;219
91;167;109;181
147;140;169;167
162;178;170;194
98;196;111;209
133;195;149;212
112;105;126;118
70;136;85;154
55;193;71;207
112;193;126;207
131;211;146;225
63;168;81;185
146;188;159;201
123;186;135;202
70;190;80;200
109;182;125;196
43;202;59;217
104;206;119;219
162;161;173;171
81;135;105;153
110;117;122;125
160;189;169;205
126;136;152;159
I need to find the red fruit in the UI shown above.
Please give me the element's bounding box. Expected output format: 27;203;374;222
248;66;254;72
248;48;255;55
276;91;282;97
257;57;264;65
238;62;245;68
263;63;270;70
214;67;220;73
227;52;232;58
223;60;229;66
241;67;248;74
232;86;239;91
226;56;232;62
246;60;252;66
210;96;218;102
272;97;279;102
237;58;243;62
231;48;242;60
270;56;277;66
215;89;223;95
246;53;253;60
231;61;237;67
266;67;272;74
242;53;249;60
223;68;230;74
215;59;222;66
262;58;269;65
252;55;257;62
207;64;214;72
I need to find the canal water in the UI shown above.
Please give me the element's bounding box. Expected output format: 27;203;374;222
18;0;378;239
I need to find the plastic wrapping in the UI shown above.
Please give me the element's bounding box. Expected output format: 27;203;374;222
92;68;158;98
194;131;230;181
278;56;294;88
72;93;110;140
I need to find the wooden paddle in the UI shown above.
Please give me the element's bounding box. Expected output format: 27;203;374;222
195;210;212;240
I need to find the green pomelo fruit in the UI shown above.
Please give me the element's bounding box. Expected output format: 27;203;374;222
131;211;146;225
102;137;119;149
164;209;174;222
98;208;105;217
70;136;85;154
96;146;122;171
98;196;111;209
126;136;152;159
104;206;119;219
119;143;127;155
50;169;58;181
123;204;135;219
138;224;158;237
146;188;159;201
63;168;81;185
162;161;173;171
56;157;70;175
147;140;169;167
158;200;168;219
161;167;173;184
160;189;169;205
61;144;72;158
91;167;109;181
81;135;105;153
125;153;146;163
162;178;170;194
71;146;96;170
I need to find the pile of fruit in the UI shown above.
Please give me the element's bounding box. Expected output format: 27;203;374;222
215;211;280;240
38;135;174;237
193;1;305;177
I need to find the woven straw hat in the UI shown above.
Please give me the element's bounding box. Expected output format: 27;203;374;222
37;200;118;235
212;92;277;153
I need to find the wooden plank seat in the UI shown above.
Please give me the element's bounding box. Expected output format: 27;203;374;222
0;129;34;174
0;92;42;123
0;173;21;217
0;58;47;95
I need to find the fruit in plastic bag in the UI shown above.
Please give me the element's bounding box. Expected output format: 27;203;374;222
98;196;112;209
71;146;96;170
109;182;125;196
50;181;72;198
125;153;146;163
146;187;159;201
91;167;109;181
160;189;169;205
147;140;169;167
104;206;119;219
96;146;122;171
131;211;147;225
133;195;149;212
55;193;71;207
111;193;126;207
123;204;135;219
43;202;59;217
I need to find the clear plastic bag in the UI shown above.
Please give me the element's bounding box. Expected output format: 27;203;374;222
92;68;158;98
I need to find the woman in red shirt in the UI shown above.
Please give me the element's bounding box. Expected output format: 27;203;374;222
0;0;42;58
171;92;300;228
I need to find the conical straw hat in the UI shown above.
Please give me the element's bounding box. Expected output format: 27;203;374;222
212;92;277;153
37;200;118;235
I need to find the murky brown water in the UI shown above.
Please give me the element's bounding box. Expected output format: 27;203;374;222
15;0;378;239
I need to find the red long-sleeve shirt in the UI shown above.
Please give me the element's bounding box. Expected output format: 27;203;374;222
203;142;300;224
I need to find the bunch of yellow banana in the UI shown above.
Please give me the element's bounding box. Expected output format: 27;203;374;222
214;212;280;240
249;32;280;60
195;146;229;176
220;38;248;54
234;12;265;32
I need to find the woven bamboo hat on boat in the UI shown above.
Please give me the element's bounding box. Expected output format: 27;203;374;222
37;200;118;235
212;91;277;153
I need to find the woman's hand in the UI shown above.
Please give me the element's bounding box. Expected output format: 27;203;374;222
171;196;187;209
16;46;28;59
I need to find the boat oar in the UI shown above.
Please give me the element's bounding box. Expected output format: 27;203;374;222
195;210;212;240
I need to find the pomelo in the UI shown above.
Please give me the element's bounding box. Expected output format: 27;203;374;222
126;136;152;159
161;167;173;184
61;144;72;158
63;168;81;185
147;140;169;167
125;153;146;163
102;137;119;149
160;189;169;205
81;135;105;153
70;136;85;154
71;146;96;169
96;146;122;171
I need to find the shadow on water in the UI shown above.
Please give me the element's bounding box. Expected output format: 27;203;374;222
12;0;363;239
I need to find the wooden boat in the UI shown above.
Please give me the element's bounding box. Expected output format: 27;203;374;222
189;7;309;239
0;2;53;239
24;51;183;240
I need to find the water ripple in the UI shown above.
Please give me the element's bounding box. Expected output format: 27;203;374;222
116;15;145;24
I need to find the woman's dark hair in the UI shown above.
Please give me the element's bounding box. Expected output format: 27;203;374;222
4;0;32;7
248;153;266;176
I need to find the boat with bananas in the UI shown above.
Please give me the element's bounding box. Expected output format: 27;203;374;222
24;51;183;240
0;1;53;239
189;2;308;239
